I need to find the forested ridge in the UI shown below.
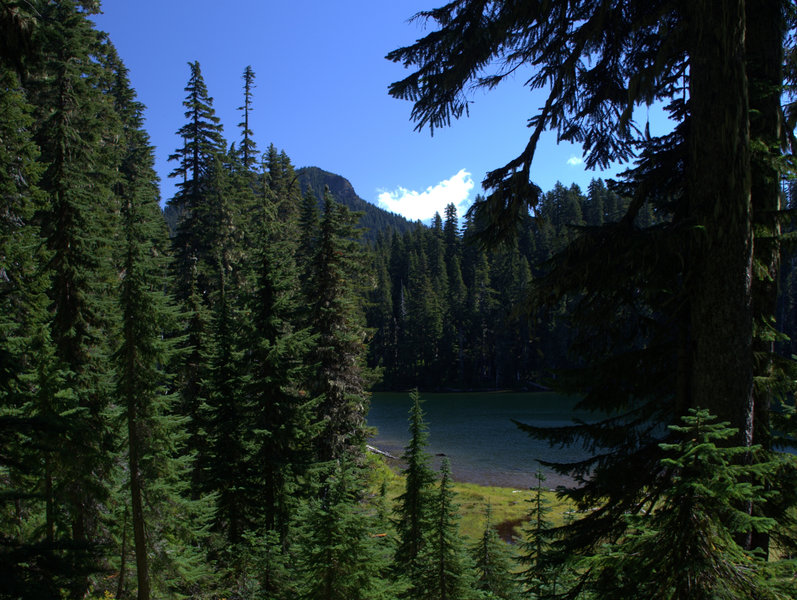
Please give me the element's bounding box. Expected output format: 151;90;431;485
2;1;797;600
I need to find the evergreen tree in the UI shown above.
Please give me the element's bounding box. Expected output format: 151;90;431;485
393;389;436;573
237;65;258;172
235;529;294;600
0;58;65;600
202;256;248;544
747;0;794;557
30;4;122;593
244;199;316;539
365;236;393;386
517;471;558;600
411;458;476;600
307;189;371;463
166;62;228;498
585;409;783;600
295;461;395;600
296;186;321;300
405;248;444;387
470;503;519;600
167;60;226;301
107;45;215;600
263;144;303;225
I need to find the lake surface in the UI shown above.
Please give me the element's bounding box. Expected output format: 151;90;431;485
367;391;594;489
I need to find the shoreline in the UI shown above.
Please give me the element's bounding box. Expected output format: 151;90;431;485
368;442;573;491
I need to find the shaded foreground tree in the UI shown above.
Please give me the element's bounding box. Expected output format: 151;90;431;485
586;410;784;599
388;0;796;571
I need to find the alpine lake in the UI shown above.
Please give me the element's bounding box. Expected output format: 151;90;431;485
367;391;594;490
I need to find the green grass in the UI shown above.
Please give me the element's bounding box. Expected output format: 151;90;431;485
452;480;574;541
365;452;575;543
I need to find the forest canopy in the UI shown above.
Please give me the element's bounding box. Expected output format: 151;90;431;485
1;1;797;599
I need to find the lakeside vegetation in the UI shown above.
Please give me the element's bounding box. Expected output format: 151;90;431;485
2;1;797;599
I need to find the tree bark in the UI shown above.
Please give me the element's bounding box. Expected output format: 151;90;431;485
687;0;753;444
747;0;785;557
129;396;151;600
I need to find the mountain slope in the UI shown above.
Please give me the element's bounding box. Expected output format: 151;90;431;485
296;166;419;241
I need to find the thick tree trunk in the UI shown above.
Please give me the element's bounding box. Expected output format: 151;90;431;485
687;1;753;443
747;0;785;557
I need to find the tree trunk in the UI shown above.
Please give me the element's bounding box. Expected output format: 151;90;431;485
687;0;753;446
129;398;151;600
747;0;785;557
116;507;128;600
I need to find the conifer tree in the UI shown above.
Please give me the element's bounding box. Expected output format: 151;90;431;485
107;45;215;600
236;528;294;600
166;62;228;498
198;158;249;540
393;389;436;574
0;60;63;599
244;199;317;539
167;60;226;301
30;4;122;593
405;248;443;386
203;257;248;544
367;253;396;384
411;458;476;600
296;186;322;303
307;189;371;463
295;461;395;600
237;65;258;172
470;503;519;600
263;144;303;225
586;409;783;600
517;471;558;600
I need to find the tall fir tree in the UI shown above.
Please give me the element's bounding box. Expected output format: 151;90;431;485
387;0;797;565
243;199;317;539
166;61;228;498
30;3;122;594
237;65;258;172
307;189;371;463
103;42;216;600
411;458;476;600
0;56;65;599
393;389;436;576
167;60;226;301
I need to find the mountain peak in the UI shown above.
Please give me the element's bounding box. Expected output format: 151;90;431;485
296;167;418;241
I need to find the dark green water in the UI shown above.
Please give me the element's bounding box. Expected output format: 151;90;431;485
367;391;593;489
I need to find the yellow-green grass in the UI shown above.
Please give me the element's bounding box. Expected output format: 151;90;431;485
451;480;574;541
365;452;575;543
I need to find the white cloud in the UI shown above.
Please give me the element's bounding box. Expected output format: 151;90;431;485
376;169;475;222
567;155;584;166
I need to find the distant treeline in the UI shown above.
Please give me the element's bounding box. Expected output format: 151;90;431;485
366;179;650;390
365;178;797;391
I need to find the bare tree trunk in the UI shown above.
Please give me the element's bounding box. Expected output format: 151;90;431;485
747;0;785;557
687;0;754;446
116;507;128;599
129;399;151;600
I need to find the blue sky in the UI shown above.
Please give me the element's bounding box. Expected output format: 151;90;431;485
91;1;645;222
